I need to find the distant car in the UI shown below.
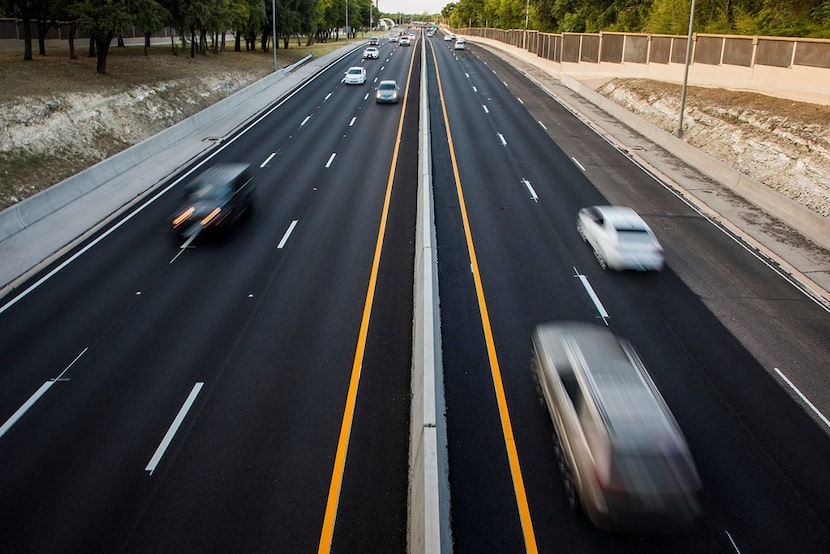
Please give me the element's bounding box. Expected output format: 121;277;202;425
171;163;254;238
400;36;411;46
368;37;380;46
376;80;400;103
443;33;455;41
427;30;435;37
577;205;664;271
389;34;398;43
362;46;379;59
343;66;367;84
532;322;702;532
454;40;465;50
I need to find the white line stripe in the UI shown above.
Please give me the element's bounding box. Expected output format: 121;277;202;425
277;220;299;249
324;92;332;101
472;86;478;93
482;105;489;114
522;179;539;202
0;348;87;439
572;157;586;172
349;116;357;127
325;153;337;168
773;367;830;429
146;382;204;475
301;115;311;126
465;72;470;78
497;133;507;146
0;382;54;439
538;121;547;130
517;97;524;104
575;270;609;322
260;152;277;168
502;81;508;87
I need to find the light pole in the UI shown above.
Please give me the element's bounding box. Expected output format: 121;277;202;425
676;0;696;138
272;0;277;70
523;0;530;50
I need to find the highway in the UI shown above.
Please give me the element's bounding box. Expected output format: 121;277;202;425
1;29;829;553
426;33;830;552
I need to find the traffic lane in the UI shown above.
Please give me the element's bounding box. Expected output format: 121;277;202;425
0;57;416;548
426;40;527;551
430;42;830;551
331;43;420;551
472;46;830;415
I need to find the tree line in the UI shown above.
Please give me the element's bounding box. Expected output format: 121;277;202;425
1;0;381;73
443;0;830;38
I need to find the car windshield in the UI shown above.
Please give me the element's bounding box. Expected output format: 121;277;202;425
379;83;396;90
348;69;362;74
189;183;232;201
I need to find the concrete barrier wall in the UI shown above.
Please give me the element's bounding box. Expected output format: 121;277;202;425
409;40;452;554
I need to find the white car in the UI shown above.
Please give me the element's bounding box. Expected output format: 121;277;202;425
343;66;367;85
400;36;411;46
389;34;398;43
577;206;664;271
362;47;379;59
444;33;455;41
454;40;465;50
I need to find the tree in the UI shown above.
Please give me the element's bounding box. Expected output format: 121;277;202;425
73;0;134;74
131;0;169;55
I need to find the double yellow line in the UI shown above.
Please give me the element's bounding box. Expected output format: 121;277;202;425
317;42;418;553
429;41;539;552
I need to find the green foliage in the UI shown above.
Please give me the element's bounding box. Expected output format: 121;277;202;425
453;0;829;37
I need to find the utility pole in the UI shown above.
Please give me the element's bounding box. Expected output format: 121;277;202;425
677;0;696;138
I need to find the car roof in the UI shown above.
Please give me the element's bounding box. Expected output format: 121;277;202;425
347;66;364;72
378;80;397;86
593;206;650;231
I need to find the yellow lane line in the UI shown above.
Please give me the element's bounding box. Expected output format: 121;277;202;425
317;43;419;554
428;41;539;553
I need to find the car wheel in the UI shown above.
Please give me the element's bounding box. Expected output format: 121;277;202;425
563;468;580;512
594;249;607;270
576;221;587;241
530;361;545;409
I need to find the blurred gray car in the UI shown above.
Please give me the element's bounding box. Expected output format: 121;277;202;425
532;322;702;532
171;163;254;238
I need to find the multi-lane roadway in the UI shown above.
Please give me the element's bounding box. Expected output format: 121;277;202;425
1;29;828;552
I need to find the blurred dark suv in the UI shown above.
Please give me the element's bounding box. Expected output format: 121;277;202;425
171;163;255;238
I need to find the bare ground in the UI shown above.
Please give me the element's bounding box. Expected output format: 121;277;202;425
2;45;829;221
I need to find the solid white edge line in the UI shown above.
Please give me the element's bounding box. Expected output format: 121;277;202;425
146;382;204;475
773;367;830;430
0;381;54;439
325;153;337;168
277;220;299;249
725;530;742;553
260;152;277;168
572;157;586;172
538;120;547;130
575;271;609;321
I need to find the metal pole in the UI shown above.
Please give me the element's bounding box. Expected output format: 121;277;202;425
272;0;277;70
523;0;529;49
677;0;696;138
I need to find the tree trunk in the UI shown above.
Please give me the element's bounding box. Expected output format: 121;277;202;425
190;25;196;58
234;30;241;52
145;32;151;55
89;36;96;57
68;22;77;59
95;34;113;74
22;13;33;61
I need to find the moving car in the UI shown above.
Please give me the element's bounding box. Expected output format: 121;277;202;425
532;322;702;532
400;36;411;46
389;34;398;43
577;205;664;271
368;37;380;46
362;46;380;59
343;66;367;84
171;163;255;238
375;80;400;103
454;40;465;50
443;33;455;41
